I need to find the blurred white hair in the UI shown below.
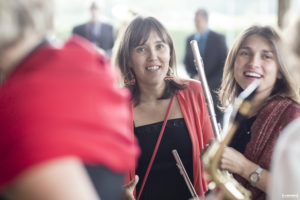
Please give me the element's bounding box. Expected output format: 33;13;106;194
0;0;54;50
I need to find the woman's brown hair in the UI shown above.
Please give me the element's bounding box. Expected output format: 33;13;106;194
115;16;185;105
218;25;300;111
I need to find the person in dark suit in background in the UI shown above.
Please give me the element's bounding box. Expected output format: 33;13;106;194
184;8;227;126
72;1;114;57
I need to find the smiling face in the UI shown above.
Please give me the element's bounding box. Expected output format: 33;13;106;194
129;30;171;88
234;34;282;99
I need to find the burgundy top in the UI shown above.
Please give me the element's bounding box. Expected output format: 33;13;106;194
234;96;300;200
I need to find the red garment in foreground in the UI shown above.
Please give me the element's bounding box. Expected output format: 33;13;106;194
0;36;140;190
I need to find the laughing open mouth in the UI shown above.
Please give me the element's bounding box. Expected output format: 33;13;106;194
244;72;262;78
146;66;160;71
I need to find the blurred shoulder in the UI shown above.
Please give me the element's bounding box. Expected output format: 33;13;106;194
63;35;108;63
209;30;223;36
65;35;98;52
101;22;113;29
209;30;225;40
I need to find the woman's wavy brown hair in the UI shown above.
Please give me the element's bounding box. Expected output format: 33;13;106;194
218;25;300;111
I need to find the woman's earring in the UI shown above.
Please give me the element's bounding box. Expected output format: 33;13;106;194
164;67;174;81
124;70;136;86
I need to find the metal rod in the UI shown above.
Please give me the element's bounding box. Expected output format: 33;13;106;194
172;149;200;199
190;40;221;141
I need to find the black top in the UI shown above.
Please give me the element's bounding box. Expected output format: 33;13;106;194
134;118;193;200
229;116;257;154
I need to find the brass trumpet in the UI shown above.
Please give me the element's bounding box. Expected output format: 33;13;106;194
201;80;260;200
